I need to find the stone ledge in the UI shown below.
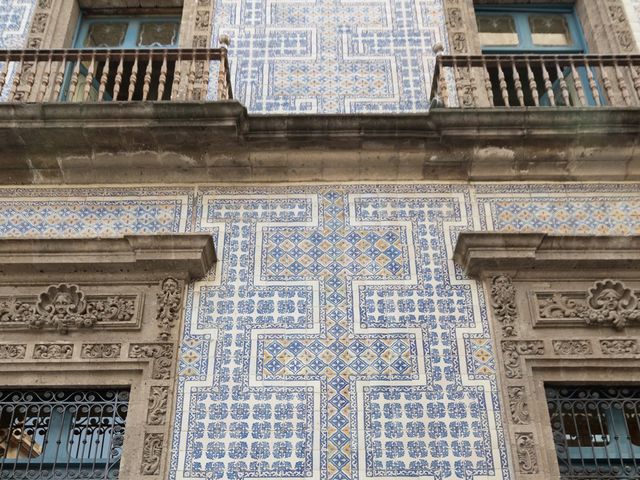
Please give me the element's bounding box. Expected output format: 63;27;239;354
0;102;639;182
454;233;640;278
0;234;215;279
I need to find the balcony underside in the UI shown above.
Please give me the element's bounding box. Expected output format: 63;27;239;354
0;101;639;183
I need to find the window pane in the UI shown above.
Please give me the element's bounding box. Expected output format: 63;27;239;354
84;22;128;47
477;15;519;46
529;15;572;46
137;22;179;47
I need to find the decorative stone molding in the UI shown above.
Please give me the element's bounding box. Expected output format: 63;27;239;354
0;284;138;333
157;278;182;341
454;232;640;480
490;274;518;337
129;343;174;380
538;279;640;330
141;433;163;475
33;343;73;359
0;234;214;480
515;433;539;474
507;386;530;425
600;339;639;354
552;340;592;356
501;340;544;378
147;386;169;425
81;343;122;359
0;344;26;359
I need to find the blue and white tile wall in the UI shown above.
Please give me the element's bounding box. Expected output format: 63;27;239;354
1;183;640;480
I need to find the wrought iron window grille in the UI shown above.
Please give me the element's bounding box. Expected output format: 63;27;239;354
0;388;128;479
547;385;640;479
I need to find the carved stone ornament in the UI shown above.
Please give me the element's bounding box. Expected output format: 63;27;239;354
515;432;539;474
552;340;592;356
600;339;639;354
157;278;182;341
81;343;122;359
0;344;26;359
507;386;530;425
502;340;544;379
539;279;640;330
147;386;169;425
0;284;136;333
33;343;73;359
490;275;518;337
129;343;173;379
141;433;163;475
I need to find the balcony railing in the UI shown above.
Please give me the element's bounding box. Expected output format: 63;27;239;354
431;51;640;109
0;45;232;103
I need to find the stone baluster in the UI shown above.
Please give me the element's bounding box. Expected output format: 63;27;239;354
157;51;168;101
171;52;182;100
52;54;66;100
67;52;81;102
98;54;110;102
541;59;555;106
142;51;153;101
8;53;24;101
526;58;538;106
482;58;493;107
497;61;509;106
113;53;124;101
37;53;52;102
128;52;139;101
512;59;524;107
614;60;631;106
186;52;196;100
569;60;585;106
0;56;9;98
599;60;614;104
82;52;96;101
555;59;570;106
584;59;601;106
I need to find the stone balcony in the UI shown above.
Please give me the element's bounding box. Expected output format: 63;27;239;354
0;47;639;184
0;46;232;103
430;50;640;109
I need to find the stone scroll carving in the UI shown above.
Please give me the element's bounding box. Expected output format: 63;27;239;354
507;386;530;425
129;344;174;380
501;340;544;379
141;433;163;475
600;339;639;354
0;344;26;359
33;343;73;359
490;275;518;337
552;340;592;356
515;432;539;474
538;279;640;330
147;386;169;426
157;278;182;341
0;284;138;333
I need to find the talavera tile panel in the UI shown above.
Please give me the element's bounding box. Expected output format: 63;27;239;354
0;183;638;479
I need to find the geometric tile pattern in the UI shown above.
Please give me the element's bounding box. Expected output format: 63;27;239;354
0;0;33;48
0;183;639;480
212;0;447;112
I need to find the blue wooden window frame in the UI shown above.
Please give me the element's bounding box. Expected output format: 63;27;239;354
73;15;181;49
475;5;587;54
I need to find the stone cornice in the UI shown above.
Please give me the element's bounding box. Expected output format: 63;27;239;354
0;234;215;280
454;233;640;278
0;102;639;183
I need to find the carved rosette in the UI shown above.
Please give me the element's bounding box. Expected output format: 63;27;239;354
539;279;640;330
0;284;137;333
515;432;539;474
129;344;174;380
501;340;544;379
157;278;182;341
507;386;530;425
490;275;518;337
141;433;163;475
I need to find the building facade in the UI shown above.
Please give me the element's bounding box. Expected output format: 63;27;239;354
0;1;640;479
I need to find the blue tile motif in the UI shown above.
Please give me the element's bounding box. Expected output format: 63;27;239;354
0;184;640;479
213;0;447;112
0;0;33;48
174;186;504;480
